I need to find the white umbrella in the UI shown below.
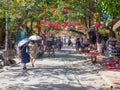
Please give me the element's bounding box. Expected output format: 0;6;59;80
0;51;4;55
18;38;30;47
29;35;42;40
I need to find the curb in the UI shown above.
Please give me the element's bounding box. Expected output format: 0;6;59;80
98;72;116;90
87;58;118;90
94;65;119;90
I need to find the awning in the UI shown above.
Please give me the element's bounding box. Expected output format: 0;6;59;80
113;20;120;32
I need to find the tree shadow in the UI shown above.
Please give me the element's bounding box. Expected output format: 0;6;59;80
3;83;97;90
42;53;87;61
7;64;97;82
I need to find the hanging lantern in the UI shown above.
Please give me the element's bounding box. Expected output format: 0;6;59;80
54;23;59;28
100;21;104;25
93;12;99;18
40;20;45;24
75;25;78;29
103;13;109;19
48;21;53;27
80;25;84;29
34;23;40;28
63;8;69;13
61;23;66;27
68;22;73;26
70;26;74;29
21;24;26;27
97;22;101;27
51;7;57;12
75;20;81;25
94;22;101;27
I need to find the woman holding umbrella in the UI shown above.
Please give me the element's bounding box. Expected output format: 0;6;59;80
29;35;41;67
28;40;37;67
18;38;30;70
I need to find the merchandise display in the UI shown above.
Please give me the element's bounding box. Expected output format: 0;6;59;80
106;39;120;58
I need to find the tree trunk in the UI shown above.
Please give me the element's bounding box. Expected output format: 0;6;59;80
30;19;34;35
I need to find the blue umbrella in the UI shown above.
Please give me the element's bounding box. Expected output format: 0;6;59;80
18;38;30;47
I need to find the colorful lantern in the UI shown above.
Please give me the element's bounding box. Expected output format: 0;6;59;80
63;8;69;13
98;28;109;34
54;23;59;28
21;24;26;27
100;21;104;25
34;23;40;28
103;13;109;19
93;12;99;18
48;21;53;27
68;22;73;26
75;20;81;25
40;20;45;24
93;22;101;27
61;23;66;27
80;25;85;29
75;25;78;29
70;26;74;29
51;7;57;12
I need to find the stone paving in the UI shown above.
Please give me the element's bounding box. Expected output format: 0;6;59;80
0;47;109;90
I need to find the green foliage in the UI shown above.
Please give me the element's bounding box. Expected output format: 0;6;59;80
97;0;120;18
0;0;119;33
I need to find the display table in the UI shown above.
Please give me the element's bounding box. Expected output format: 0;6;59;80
101;56;120;69
106;38;120;58
89;50;100;64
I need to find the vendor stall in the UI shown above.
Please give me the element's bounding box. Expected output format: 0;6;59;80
106;38;120;58
101;38;120;69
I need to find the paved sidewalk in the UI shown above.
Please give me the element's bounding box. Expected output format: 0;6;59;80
99;70;120;90
0;47;109;90
1;46;120;90
94;56;120;90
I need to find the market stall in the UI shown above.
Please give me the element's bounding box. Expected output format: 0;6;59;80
101;38;120;69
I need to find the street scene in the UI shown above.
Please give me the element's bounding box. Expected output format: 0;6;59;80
0;47;108;90
0;0;120;90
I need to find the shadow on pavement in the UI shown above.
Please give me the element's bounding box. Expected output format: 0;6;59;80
2;83;97;90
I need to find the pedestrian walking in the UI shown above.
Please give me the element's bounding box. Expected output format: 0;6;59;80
75;38;82;53
28;40;37;67
68;38;73;47
19;43;30;70
56;37;63;50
